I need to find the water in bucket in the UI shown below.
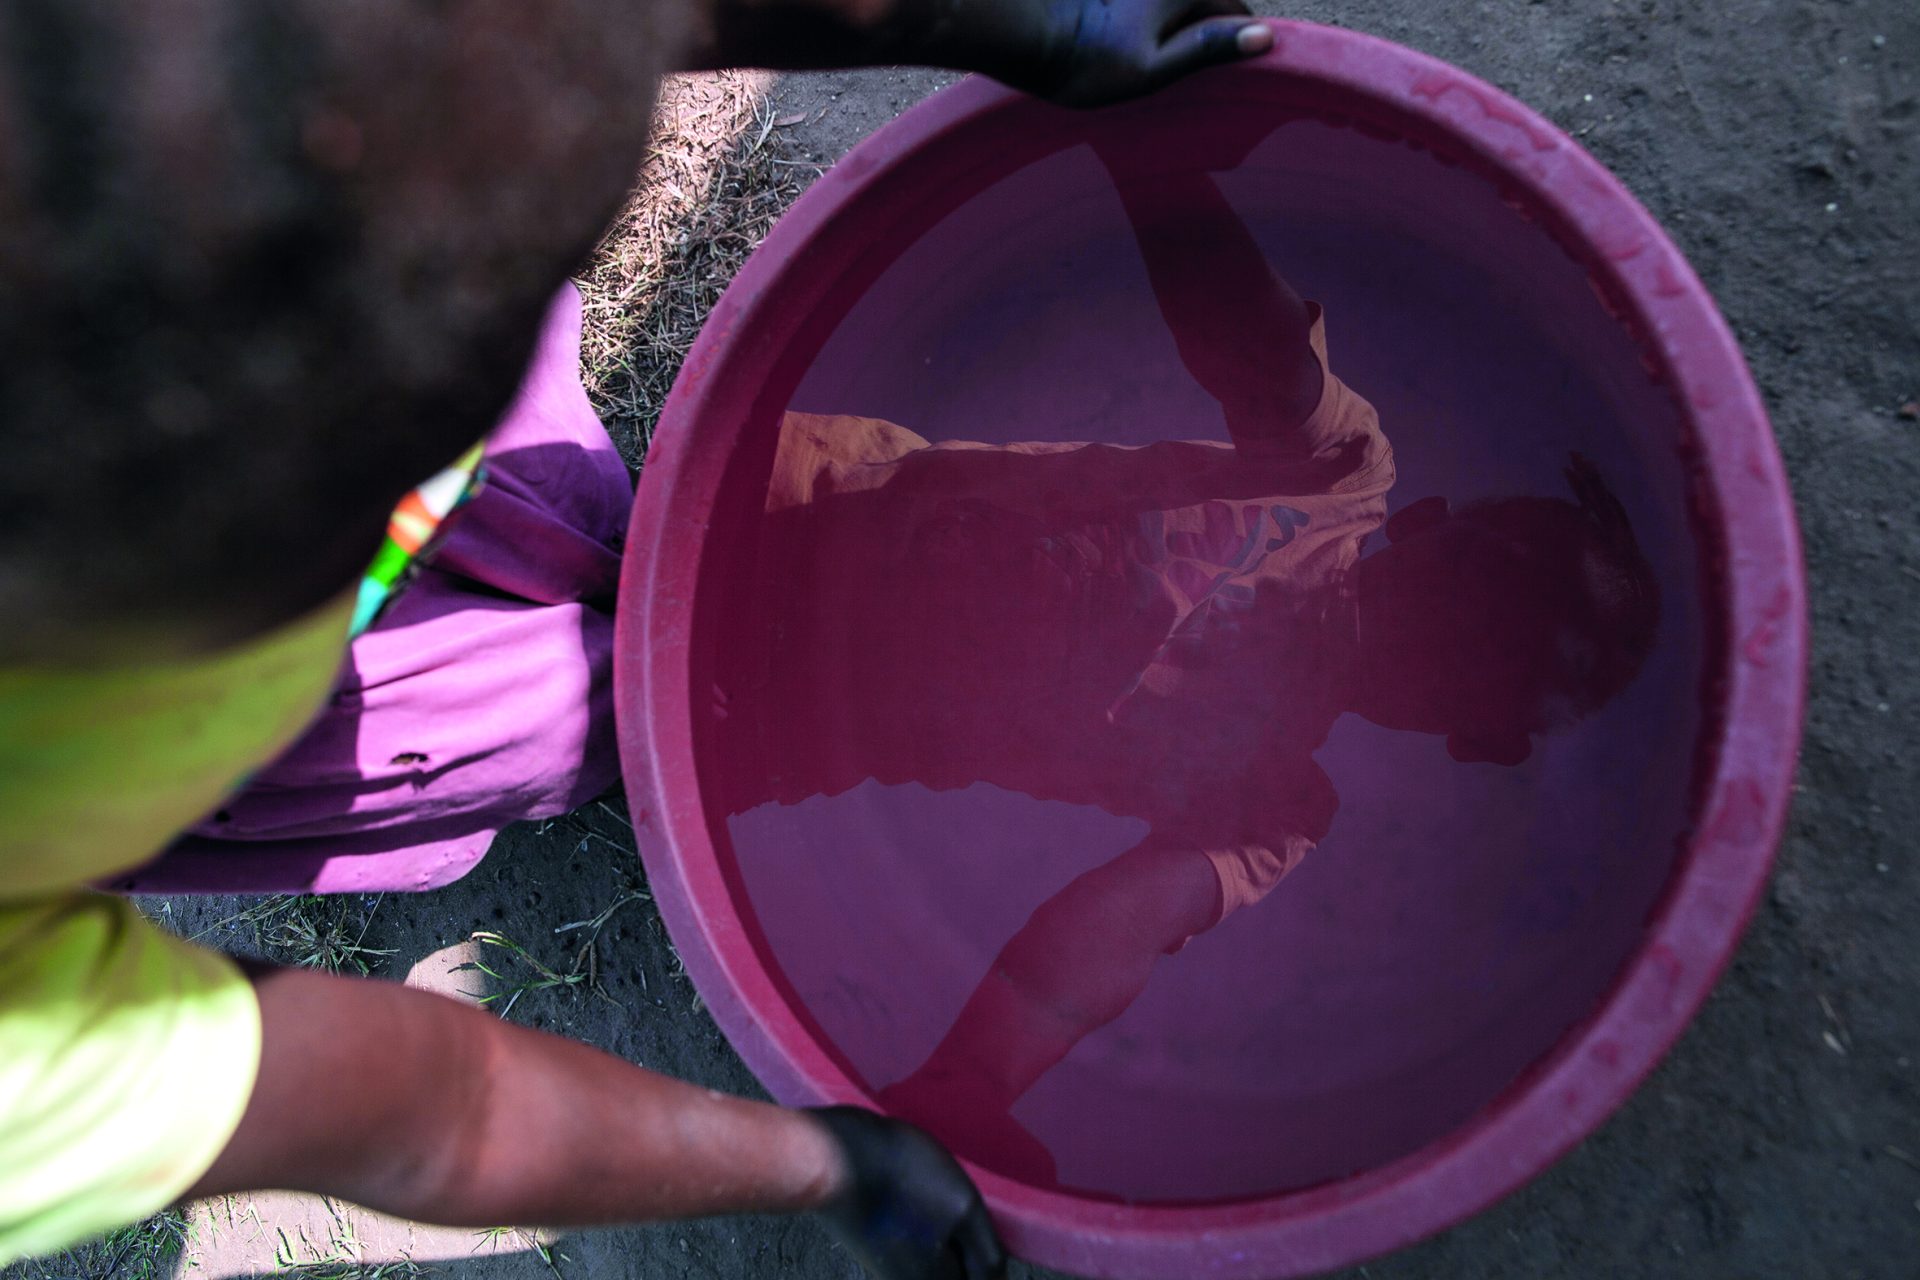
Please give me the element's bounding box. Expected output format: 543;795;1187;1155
697;111;1709;1202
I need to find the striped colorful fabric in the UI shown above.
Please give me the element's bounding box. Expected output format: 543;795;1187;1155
349;442;486;637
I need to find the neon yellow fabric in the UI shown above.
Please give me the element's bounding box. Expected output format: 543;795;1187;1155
0;591;354;895
0;592;353;1262
0;895;260;1263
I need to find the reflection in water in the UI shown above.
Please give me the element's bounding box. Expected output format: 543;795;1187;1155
717;144;1663;1196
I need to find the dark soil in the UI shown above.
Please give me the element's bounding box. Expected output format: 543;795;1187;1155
89;0;1920;1276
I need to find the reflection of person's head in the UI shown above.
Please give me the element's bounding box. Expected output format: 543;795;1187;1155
1351;454;1659;766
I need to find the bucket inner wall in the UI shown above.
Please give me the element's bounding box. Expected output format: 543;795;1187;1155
686;104;1709;1205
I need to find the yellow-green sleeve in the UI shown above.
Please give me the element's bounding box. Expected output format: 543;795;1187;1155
0;894;260;1264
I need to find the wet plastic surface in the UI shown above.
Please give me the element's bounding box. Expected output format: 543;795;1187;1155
701;113;1704;1202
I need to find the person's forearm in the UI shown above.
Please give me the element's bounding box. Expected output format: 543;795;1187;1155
190;966;844;1226
1103;162;1325;436
681;0;1051;78
682;0;918;71
904;843;1220;1103
682;0;1268;105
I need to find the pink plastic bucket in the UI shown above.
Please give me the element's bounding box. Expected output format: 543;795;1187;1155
615;21;1805;1278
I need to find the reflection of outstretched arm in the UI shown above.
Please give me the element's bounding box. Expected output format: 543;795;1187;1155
1100;158;1324;449
878;842;1220;1179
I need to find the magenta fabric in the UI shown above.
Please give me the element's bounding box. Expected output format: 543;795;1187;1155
112;285;630;895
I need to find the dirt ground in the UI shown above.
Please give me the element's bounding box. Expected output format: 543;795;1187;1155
17;1;1914;1277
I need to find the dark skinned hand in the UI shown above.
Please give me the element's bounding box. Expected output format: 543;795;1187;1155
810;1106;1008;1280
894;0;1273;107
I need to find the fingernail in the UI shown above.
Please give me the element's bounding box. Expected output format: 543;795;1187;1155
1236;24;1274;55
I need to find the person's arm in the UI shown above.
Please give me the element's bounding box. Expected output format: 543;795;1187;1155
190;966;1003;1279
1100;158;1327;450
685;0;1272;105
189;966;834;1221
878;843;1220;1160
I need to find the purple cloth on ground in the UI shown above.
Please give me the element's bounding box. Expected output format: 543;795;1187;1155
114;285;631;895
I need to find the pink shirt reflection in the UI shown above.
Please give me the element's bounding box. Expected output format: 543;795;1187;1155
715;155;1654;1188
751;303;1389;927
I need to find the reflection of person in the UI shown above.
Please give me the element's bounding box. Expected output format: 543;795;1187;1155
729;157;1661;1183
0;1;1281;1275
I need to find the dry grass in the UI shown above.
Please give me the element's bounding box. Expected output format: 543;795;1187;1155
575;71;813;466
185;893;394;976
1;1208;190;1280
